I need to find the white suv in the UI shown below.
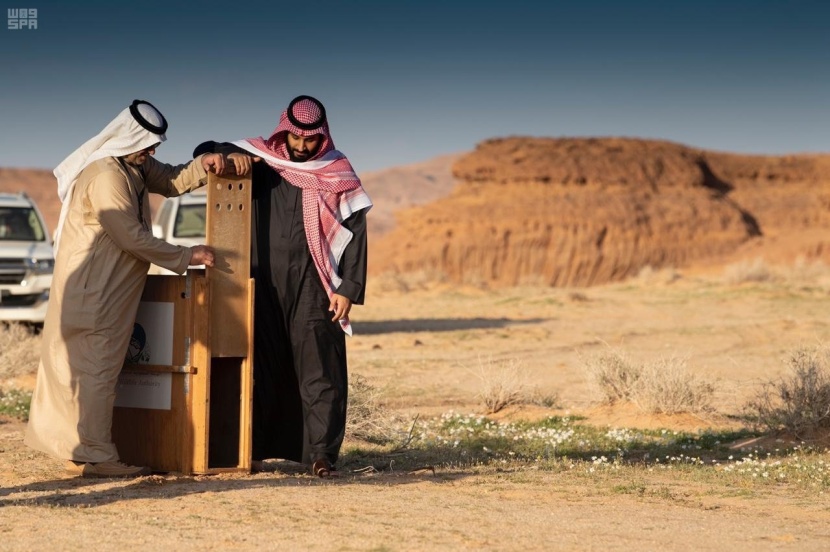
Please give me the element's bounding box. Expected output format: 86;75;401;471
0;192;54;324
150;191;207;275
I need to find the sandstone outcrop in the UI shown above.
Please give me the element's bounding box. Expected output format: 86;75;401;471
371;137;830;286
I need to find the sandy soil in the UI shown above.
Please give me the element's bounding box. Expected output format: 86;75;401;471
3;269;830;550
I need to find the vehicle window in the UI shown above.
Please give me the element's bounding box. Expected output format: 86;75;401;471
0;207;45;241
156;200;174;236
174;204;206;238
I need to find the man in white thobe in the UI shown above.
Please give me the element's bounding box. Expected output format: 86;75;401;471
25;100;231;478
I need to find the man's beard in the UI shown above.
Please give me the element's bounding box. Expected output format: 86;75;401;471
288;143;320;162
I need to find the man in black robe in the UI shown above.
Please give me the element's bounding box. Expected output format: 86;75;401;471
195;96;371;477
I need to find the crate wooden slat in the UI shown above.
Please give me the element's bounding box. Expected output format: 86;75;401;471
206;173;252;357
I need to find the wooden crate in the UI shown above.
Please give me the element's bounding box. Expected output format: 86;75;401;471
112;172;253;475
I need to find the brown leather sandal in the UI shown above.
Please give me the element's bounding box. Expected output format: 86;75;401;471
312;459;337;478
312;459;330;477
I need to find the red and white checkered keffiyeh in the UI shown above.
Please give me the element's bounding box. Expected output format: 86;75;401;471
232;97;372;335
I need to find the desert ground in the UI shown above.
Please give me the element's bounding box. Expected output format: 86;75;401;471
2;262;830;551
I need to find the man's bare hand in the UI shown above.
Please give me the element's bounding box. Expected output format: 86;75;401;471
328;293;352;322
190;245;215;267
228;153;261;176
201;153;226;175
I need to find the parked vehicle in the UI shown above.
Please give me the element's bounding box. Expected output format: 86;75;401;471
150;191;207;275
0;192;54;324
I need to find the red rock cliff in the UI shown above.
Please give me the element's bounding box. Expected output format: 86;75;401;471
371;137;830;286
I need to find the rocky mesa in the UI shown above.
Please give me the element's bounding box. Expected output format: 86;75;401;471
370;137;830;287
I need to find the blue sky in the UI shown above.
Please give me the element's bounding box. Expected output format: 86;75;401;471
1;0;829;173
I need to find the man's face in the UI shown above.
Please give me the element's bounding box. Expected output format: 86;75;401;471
123;142;159;166
286;133;322;162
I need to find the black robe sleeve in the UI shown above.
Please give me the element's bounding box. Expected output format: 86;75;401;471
192;141;248;158
335;209;368;305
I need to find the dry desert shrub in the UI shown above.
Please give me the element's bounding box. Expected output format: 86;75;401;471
634;265;681;285
582;349;714;414
782;258;830;288
723;257;776;285
724;258;830;290
582;349;640;404
632;355;714;415
724;258;830;289
0;323;40;379
474;356;529;414
567;291;590;303
747;346;830;439
526;387;560;409
346;374;399;445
